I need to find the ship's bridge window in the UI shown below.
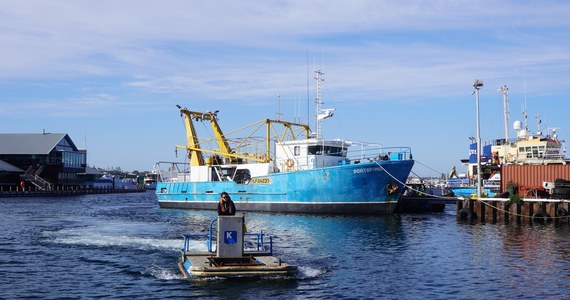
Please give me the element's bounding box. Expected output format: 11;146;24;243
294;146;300;156
308;145;345;157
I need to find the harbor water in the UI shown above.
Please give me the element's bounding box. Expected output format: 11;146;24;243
1;192;569;299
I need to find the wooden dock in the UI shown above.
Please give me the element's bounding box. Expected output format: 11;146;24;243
0;187;146;198
457;198;570;225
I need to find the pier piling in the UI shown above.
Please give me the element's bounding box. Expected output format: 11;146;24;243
457;198;570;225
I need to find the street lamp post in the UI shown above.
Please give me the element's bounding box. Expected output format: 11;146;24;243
473;80;483;200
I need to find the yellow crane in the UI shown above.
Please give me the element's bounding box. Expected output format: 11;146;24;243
175;106;310;167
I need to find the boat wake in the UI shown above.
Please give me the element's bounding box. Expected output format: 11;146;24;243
144;264;181;280
41;221;181;251
297;265;327;279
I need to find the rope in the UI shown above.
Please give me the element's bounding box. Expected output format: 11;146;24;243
413;159;446;176
374;161;453;200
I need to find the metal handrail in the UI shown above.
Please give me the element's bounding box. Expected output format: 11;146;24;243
181;217;274;256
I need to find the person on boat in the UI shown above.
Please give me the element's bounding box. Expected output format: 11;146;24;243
218;192;236;215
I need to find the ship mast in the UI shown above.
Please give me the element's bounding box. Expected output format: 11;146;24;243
314;69;324;139
314;69;334;140
498;85;509;143
498;85;510;165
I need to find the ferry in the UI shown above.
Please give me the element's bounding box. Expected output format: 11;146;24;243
156;71;414;214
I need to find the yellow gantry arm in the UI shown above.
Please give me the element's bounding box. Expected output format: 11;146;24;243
180;109;205;166
208;116;234;162
176;106;311;166
178;107;234;166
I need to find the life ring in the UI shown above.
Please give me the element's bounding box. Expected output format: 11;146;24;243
556;207;568;217
531;212;551;224
285;159;295;168
458;207;475;221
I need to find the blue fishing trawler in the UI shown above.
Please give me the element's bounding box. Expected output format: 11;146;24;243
156;71;414;214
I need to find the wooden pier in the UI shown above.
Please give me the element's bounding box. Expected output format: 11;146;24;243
457;198;570;225
0;186;146;198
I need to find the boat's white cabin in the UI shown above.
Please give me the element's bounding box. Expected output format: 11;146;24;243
275;138;349;172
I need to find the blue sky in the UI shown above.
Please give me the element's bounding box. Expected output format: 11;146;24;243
1;1;569;177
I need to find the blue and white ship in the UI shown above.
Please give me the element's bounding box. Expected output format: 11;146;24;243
156;71;414;214
447;85;567;198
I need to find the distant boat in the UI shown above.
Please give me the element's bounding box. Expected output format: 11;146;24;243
398;177;451;213
449;85;567;198
143;171;158;190
94;174;138;189
447;176;501;198
155;70;414;214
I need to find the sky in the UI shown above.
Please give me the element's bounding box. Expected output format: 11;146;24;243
1;0;569;177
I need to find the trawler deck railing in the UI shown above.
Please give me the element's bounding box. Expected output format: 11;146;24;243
344;146;413;162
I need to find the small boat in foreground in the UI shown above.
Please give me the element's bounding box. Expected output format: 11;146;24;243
178;215;296;278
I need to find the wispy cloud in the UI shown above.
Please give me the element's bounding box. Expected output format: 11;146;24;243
2;0;569;81
1;0;569;172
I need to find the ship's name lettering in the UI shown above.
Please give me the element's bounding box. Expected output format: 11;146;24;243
353;167;381;174
251;178;271;184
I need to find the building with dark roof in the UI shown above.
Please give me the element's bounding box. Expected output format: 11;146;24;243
0;133;87;189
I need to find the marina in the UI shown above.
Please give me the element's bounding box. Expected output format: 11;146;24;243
3;2;570;298
447;83;567;199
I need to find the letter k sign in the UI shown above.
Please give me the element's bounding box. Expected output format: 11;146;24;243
224;230;237;244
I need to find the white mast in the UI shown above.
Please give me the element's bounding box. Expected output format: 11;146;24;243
498;85;510;164
535;113;542;136
314;70;324;139
314;69;334;140
473;80;483;200
498;85;509;143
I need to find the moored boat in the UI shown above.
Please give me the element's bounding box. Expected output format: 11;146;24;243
94;174;138;189
143;171;158;190
448;85;567;198
156;71;414;214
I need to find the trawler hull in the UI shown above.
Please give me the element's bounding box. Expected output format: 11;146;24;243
157;160;414;215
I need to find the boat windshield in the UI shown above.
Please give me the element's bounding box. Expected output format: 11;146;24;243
307;145;345;157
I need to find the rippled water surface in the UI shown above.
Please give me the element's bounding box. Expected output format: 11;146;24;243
1;192;569;299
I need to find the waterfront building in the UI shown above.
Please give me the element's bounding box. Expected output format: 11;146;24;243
0;133;86;189
0;159;24;188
